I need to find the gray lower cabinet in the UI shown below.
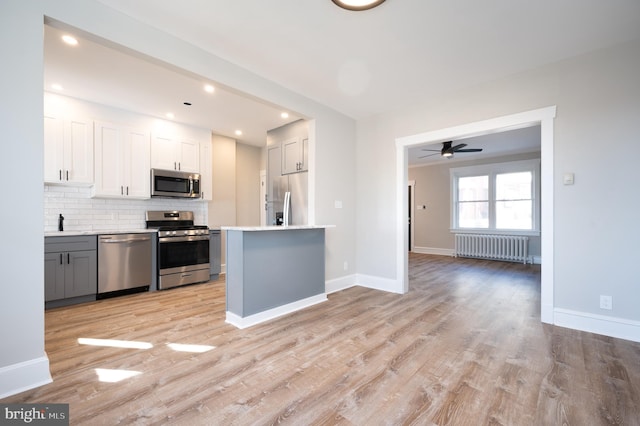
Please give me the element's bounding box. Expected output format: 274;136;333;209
210;230;221;278
45;235;97;308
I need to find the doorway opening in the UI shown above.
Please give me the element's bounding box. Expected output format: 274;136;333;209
395;106;556;324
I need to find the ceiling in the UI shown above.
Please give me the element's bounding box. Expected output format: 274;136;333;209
44;25;302;147
47;1;640;149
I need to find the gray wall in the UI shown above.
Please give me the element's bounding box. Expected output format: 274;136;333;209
409;151;541;258
0;1;48;395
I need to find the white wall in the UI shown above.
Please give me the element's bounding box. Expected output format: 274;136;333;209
357;38;640;338
235;143;262;227
208;134;237;229
0;0;357;398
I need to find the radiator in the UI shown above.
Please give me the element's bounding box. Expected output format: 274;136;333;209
454;234;529;264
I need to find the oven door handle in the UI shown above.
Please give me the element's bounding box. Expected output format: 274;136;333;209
159;235;210;243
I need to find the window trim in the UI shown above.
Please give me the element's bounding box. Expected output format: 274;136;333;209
450;159;541;236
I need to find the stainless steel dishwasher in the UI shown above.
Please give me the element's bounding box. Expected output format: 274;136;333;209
98;233;152;297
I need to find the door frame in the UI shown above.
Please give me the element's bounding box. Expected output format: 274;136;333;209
395;106;556;324
408;180;415;252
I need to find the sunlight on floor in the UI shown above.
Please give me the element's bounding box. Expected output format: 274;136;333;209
95;368;142;383
78;338;153;349
167;343;215;353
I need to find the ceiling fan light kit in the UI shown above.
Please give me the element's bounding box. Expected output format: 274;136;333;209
332;0;386;11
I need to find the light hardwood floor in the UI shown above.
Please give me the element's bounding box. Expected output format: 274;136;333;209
3;253;640;425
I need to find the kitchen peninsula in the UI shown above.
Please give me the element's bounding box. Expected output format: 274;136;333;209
222;225;331;328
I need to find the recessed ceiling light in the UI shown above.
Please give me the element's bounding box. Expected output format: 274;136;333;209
204;84;215;93
235;130;243;136
51;84;63;91
166;112;175;119
332;0;386;11
281;112;289;119
62;35;78;46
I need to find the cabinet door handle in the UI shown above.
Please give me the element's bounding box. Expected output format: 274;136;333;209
59;170;62;181
126;186;129;196
67;253;70;264
121;186;124;195
178;162;181;171
59;253;63;265
174;162;177;170
66;170;69;181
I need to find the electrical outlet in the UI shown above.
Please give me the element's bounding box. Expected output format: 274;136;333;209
343;261;348;271
600;295;612;310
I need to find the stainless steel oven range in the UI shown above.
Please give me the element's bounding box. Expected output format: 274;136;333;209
146;210;210;290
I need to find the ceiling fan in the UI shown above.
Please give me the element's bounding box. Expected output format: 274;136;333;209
419;141;483;159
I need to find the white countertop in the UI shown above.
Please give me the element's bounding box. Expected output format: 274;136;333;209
45;229;156;237
221;225;334;232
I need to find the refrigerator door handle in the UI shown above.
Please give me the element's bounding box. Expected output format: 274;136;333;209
283;191;291;226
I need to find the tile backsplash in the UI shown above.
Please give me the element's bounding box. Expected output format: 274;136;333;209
44;185;208;232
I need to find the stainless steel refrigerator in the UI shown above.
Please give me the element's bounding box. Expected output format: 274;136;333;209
267;172;308;226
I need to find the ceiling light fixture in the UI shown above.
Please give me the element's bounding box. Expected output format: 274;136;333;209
235;130;243;136
204;84;215;93
281;112;289;119
332;0;386;11
166;112;175;119
61;35;78;46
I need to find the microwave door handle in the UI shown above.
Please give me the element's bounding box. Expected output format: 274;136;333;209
189;177;193;196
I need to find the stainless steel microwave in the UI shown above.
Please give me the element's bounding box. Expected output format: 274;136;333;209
151;169;201;199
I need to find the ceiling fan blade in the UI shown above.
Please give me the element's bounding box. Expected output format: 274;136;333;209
456;148;483;152
451;143;468;151
421;148;441;152
418;152;441;158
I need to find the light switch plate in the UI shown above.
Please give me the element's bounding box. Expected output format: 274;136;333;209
563;173;575;185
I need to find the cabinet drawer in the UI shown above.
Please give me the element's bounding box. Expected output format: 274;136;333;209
45;235;97;253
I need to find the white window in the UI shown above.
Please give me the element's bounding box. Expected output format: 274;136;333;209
451;159;540;235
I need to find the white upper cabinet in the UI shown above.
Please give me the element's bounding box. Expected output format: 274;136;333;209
93;121;150;199
281;137;308;174
44;114;93;185
151;135;200;173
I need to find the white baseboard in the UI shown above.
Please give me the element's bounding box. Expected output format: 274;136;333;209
325;274;357;294
225;293;327;329
412;246;454;256
554;308;640;343
532;256;542;264
355;274;403;294
221;263;226;274
0;356;52;399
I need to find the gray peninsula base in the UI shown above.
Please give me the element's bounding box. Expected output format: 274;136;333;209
224;226;328;328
